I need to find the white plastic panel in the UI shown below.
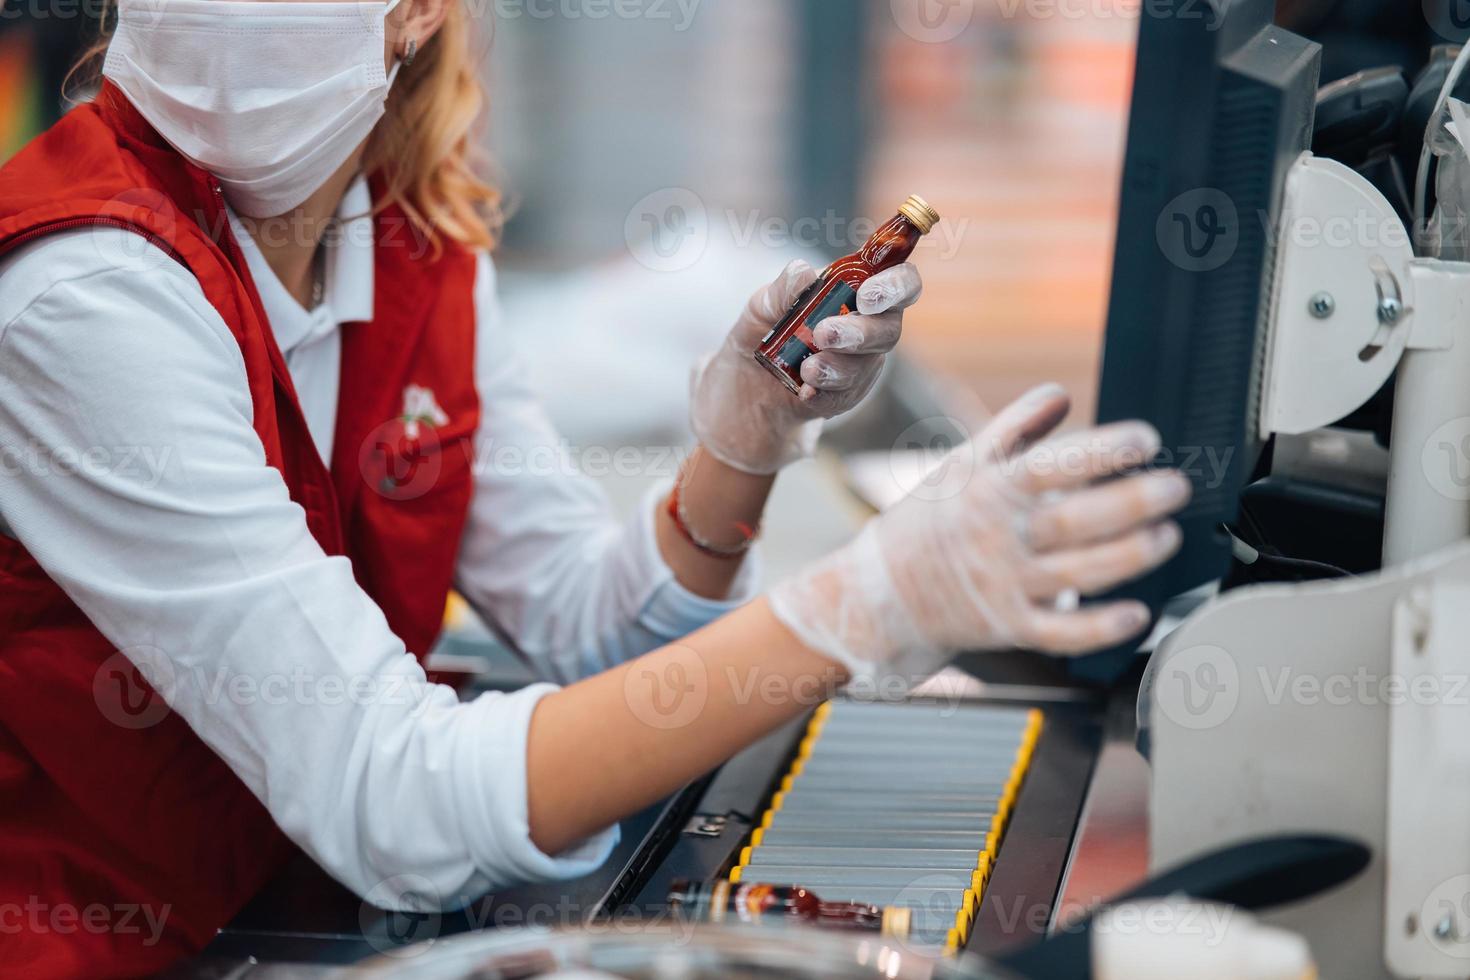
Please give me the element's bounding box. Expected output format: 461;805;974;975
1149;540;1470;980
1384;579;1470;976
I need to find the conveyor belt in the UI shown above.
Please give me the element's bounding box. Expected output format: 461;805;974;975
195;689;1104;969
614;692;1098;959
726;701;1042;953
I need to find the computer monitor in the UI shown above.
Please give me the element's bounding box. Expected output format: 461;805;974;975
1094;0;1322;624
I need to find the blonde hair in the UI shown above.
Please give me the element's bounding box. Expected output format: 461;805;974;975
68;2;502;254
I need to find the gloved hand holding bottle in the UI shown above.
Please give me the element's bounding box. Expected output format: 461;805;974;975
768;383;1192;683
689;258;924;475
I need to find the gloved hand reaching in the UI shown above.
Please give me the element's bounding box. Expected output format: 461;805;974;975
690;259;923;475
768;384;1192;684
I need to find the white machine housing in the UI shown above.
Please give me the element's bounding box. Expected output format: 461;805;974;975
1149;153;1470;978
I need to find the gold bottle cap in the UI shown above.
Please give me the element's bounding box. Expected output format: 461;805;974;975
898;195;941;234
708;880;730;923
881;904;912;938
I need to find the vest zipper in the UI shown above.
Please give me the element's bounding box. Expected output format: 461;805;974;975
2;216;183;266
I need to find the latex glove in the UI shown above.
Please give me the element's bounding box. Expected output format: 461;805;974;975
768;384;1191;683
1093;900;1316;980
690;259;923;475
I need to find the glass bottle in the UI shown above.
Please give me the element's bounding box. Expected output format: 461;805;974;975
667;879;911;938
754;195;941;394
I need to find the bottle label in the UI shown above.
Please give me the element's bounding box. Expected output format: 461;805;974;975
801;280;858;334
734;883;776;922
777;279;857;369
760;275;827;346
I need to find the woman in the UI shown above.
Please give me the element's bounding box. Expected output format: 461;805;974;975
0;0;1190;974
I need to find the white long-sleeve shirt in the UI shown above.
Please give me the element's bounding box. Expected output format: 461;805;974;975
0;176;757;910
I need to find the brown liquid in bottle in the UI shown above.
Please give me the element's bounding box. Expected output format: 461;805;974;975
667;879;911;937
754;195;940;394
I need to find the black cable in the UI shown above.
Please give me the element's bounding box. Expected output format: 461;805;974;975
1224;523;1352;580
1249;550;1352;579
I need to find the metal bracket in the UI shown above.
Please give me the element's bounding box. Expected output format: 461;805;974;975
1384;578;1470;976
682;814;730;838
1261;154;1470;437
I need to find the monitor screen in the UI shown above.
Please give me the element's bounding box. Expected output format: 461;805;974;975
1094;0;1321;624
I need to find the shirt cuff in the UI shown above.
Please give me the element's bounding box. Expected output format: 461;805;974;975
630;480;762;639
458;683;620;884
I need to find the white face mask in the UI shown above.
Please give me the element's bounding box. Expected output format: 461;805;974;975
103;0;404;217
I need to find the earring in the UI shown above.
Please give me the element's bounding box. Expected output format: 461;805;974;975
403;37;417;67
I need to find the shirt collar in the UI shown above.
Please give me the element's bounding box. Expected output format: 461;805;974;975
225;175;377;356
329;176;376;325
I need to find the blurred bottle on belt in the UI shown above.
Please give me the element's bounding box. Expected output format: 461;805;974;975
667;879;911;938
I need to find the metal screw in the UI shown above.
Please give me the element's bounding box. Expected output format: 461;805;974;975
1409;588;1431;655
1309;292;1335;319
1379;297;1403;325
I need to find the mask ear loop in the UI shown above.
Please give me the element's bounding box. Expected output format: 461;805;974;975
383;0;413;73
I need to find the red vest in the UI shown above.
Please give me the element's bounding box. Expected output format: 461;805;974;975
0;85;480;978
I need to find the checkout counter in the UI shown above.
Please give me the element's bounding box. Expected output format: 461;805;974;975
174;652;1141;976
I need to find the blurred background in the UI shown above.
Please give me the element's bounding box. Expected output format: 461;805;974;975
0;0;1453;628
1;0;1140;421
1;0;1154;585
482;0;1138;420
